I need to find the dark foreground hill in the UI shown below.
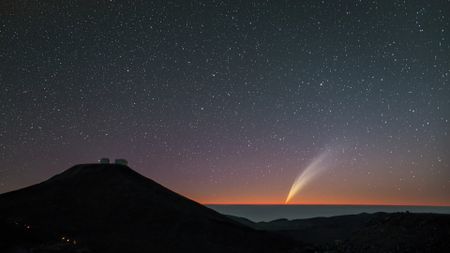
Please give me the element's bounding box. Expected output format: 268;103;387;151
230;211;450;253
2;164;448;253
0;164;305;253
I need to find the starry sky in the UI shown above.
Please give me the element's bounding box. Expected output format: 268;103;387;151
1;0;449;205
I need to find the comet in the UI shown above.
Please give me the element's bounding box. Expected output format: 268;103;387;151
285;149;336;204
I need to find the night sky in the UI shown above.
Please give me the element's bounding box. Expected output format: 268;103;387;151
1;0;449;205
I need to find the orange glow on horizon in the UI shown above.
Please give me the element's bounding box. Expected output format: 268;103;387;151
201;200;450;207
196;195;450;207
176;169;450;208
199;202;450;207
192;192;450;207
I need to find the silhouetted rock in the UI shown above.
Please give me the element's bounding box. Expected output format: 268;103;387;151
2;164;447;252
0;164;303;253
341;212;450;253
232;212;450;253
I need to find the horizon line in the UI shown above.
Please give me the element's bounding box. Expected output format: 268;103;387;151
202;202;450;207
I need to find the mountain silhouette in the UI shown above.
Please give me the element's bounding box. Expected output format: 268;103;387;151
0;164;303;253
230;212;450;252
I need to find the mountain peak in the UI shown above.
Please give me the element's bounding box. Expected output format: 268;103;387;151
47;163;137;182
0;163;299;252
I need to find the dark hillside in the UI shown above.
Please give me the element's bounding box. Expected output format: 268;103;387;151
0;164;304;253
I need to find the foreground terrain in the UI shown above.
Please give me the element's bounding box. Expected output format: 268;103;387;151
0;164;303;253
0;164;448;252
230;211;450;252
